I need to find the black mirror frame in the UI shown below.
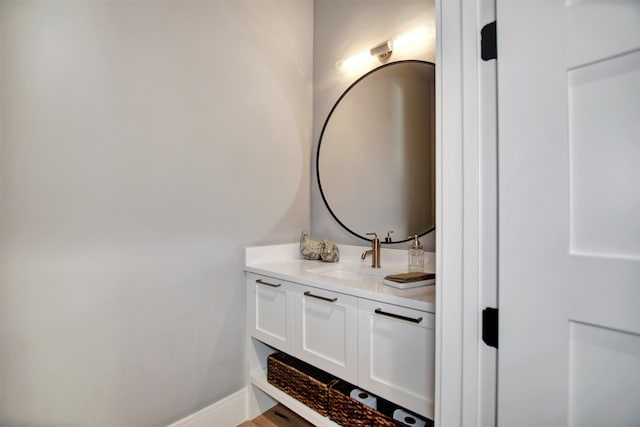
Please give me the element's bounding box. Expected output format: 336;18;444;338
316;59;437;245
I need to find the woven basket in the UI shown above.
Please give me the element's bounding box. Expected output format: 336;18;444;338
267;352;338;416
328;380;406;427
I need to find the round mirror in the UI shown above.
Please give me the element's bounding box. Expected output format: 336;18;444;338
317;60;436;244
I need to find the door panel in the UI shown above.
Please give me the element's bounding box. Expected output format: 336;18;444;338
568;49;640;259
568;321;640;426
497;0;640;424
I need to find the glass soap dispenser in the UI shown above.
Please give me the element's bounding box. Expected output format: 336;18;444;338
408;234;424;272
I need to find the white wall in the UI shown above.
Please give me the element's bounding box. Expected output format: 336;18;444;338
311;0;436;250
0;1;312;425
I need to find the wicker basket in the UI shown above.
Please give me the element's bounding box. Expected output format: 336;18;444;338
328;380;407;427
267;352;338;416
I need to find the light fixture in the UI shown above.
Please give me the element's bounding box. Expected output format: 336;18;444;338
370;40;393;60
335;25;431;72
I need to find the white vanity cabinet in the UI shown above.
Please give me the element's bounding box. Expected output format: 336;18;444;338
296;285;358;383
357;299;435;419
245;246;436;426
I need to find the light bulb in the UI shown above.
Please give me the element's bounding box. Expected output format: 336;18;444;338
393;26;430;50
335;50;373;71
335;25;432;72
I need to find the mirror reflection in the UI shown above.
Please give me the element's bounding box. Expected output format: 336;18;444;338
317;60;436;243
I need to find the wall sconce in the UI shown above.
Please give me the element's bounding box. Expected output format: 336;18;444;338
335;26;431;72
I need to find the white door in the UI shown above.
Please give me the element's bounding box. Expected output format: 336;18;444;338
496;0;640;425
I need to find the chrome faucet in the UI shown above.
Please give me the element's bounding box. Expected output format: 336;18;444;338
361;232;381;268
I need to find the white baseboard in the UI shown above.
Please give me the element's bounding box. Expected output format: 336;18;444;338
167;388;248;427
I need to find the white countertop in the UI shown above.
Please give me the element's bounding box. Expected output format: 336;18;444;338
244;243;435;313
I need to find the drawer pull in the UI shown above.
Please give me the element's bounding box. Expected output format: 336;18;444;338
304;291;337;303
256;279;281;288
375;308;422;324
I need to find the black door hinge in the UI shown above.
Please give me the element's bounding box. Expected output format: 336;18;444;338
481;21;497;61
482;307;499;348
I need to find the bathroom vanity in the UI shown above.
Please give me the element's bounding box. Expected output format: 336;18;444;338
245;243;435;425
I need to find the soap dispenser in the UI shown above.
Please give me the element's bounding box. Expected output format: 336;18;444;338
408;235;424;272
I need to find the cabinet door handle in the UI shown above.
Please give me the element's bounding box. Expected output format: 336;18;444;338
375;308;422;324
256;279;281;288
304;291;337;303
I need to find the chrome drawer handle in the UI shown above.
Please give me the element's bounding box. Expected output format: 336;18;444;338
304;291;337;303
375;308;422;324
256;279;281;288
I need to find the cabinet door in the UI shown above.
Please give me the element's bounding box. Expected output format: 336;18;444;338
295;286;358;384
358;299;435;419
247;273;295;353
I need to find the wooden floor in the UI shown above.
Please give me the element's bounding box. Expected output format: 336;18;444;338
238;403;315;427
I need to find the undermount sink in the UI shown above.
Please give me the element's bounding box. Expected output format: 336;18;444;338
306;263;398;282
